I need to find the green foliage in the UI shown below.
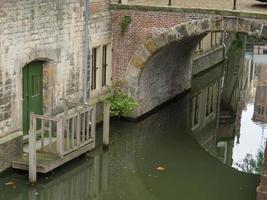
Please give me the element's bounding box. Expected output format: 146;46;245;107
231;34;245;55
121;16;132;33
235;147;265;175
108;81;138;117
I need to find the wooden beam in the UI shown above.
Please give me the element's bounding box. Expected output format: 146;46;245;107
103;101;110;147
29;112;37;183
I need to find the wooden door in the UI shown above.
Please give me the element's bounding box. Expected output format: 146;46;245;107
23;62;43;135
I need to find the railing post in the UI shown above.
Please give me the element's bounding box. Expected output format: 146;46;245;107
91;105;97;141
103;101;110;147
168;0;171;6
57;118;64;158
29;112;37;183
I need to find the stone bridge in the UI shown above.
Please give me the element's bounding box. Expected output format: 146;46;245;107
111;4;267;118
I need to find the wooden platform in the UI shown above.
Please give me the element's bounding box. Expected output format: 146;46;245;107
12;142;95;173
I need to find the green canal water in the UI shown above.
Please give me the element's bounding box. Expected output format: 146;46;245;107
0;41;265;199
0;94;260;200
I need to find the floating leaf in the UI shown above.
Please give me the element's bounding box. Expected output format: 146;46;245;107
5;182;14;186
156;166;165;171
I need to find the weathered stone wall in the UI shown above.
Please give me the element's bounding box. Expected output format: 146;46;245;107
0;1;86;137
0;0;112;172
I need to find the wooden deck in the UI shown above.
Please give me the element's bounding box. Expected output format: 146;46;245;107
12;140;95;173
12;100;110;182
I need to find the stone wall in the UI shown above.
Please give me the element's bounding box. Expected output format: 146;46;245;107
0;1;86;137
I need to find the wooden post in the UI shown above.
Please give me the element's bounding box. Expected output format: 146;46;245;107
29;112;37;183
57;118;64;158
103;101;110;147
91;105;97;140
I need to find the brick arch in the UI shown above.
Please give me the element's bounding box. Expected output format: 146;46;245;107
125;17;267;117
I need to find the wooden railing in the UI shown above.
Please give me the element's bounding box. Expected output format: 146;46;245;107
28;101;98;182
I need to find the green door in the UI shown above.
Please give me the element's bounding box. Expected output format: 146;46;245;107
23;62;43;135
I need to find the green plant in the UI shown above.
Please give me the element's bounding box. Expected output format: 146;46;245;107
121;16;132;33
108;81;138;117
231;34;245;55
235;147;265;175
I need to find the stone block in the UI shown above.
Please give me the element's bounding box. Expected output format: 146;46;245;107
130;54;145;68
237;18;251;33
144;37;158;54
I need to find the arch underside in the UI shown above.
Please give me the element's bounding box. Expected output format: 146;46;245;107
136;34;205;117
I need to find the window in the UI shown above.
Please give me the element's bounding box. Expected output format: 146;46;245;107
257;105;264;115
91;47;98;91
192;93;201;127
102;45;108;86
90;43;111;93
206;85;214;117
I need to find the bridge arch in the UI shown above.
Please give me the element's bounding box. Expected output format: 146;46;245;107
126;17;267;117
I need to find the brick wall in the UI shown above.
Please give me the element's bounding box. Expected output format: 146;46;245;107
111;9;206;82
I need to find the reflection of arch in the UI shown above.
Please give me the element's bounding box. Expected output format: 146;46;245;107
126;17;267;117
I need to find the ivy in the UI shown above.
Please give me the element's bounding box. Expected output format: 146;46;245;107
121;16;132;33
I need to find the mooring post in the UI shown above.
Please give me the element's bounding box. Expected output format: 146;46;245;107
103;101;110;147
29;112;37;183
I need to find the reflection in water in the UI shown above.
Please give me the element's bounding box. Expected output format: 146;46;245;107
0;152;109;200
192;38;267;176
1;39;267;200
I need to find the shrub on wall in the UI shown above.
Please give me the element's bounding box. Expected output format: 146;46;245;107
121;16;132;33
107;81;138;117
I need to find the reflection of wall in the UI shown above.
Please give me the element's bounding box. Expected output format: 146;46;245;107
221;34;248;113
0;152;109;200
253;64;267;123
190;64;223;132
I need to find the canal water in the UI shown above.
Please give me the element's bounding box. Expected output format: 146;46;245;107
1;41;266;200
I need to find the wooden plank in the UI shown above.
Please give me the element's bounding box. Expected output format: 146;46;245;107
41;119;44;150
91;106;96;140
86;111;90;140
29;112;37;183
49;121;52;151
103;101;110;146
57;118;64;158
33;114;58;122
76;114;81;146
67;119;70;150
71;117;75;148
13;142;95;173
82;113;85;143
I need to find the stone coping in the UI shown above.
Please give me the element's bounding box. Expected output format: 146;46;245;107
0;131;23;145
110;3;267;20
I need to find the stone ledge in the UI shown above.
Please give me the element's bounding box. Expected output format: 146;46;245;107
110;3;267;20
0;131;23;145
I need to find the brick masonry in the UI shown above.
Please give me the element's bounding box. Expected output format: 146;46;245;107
111;4;267;117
